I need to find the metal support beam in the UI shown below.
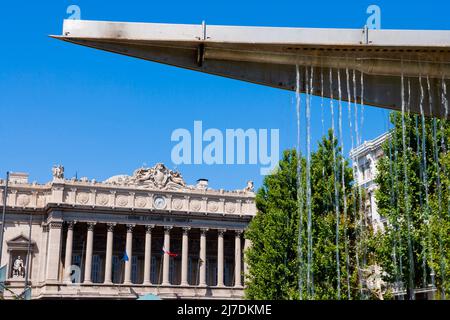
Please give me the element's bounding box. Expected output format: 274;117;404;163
52;19;450;118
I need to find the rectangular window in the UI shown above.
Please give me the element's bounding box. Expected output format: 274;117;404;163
131;256;138;284
72;254;81;267
206;259;209;285
92;255;101;283
224;260;230;286
70;255;81;283
188;257;193;285
112;255;120;283
151;256;157;284
206;259;217;286
169;258;175;284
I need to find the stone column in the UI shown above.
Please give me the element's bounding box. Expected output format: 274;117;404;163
63;221;76;283
217;229;226;287
124;224;135;285
143;225;154;285
39;224;49;283
181;227;190;286
46;221;63;282
244;236;252;283
199;228;208;287
104;223;115;284
234;230;242;287
84;222;96;284
162;226;172;286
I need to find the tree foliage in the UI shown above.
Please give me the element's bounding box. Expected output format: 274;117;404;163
245;130;364;299
372;112;450;299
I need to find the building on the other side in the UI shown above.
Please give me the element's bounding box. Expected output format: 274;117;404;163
349;132;390;233
350;132;437;300
0;163;256;299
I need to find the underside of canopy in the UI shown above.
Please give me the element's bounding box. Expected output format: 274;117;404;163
52;19;450;118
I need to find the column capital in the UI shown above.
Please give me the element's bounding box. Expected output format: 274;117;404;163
87;222;96;231
217;228;227;236
145;224;155;233
106;223;116;232
234;229;243;236
200;228;209;235
182;226;191;234
66;221;77;230
126;224;135;232
49;221;63;229
164;225;173;233
42;223;50;233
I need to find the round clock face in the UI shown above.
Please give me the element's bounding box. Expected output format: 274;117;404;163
154;196;166;209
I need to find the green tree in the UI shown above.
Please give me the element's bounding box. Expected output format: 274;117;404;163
245;130;362;299
244;149;300;299
372;112;450;299
308;130;359;299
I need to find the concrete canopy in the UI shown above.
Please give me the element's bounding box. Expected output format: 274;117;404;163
52;19;450;118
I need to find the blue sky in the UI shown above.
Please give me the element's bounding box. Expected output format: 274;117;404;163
1;0;449;190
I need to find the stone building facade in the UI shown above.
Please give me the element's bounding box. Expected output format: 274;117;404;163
349;132;390;233
0;164;256;299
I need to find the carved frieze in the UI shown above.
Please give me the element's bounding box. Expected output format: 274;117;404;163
116;195;128;207
97;194;109;206
135;196;147;208
190;199;202;212
207;201;219;213
225;202;236;214
172;198;184;210
17;194;30;207
2;163;256;217
76;192;90;205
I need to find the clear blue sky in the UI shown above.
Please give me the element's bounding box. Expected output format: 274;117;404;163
1;0;449;190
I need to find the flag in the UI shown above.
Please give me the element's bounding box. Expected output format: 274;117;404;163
137;293;161;300
162;246;178;257
122;251;129;262
0;265;6;283
22;287;32;300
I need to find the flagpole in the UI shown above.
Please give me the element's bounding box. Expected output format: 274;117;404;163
24;210;33;294
0;172;9;267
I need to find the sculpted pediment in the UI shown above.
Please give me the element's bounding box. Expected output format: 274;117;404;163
8;234;30;244
7;234;37;251
104;163;186;191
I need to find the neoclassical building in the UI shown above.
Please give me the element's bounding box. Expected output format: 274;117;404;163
0;164;256;299
349;132;390;233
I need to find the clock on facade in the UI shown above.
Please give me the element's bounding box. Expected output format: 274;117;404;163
153;196;166;209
